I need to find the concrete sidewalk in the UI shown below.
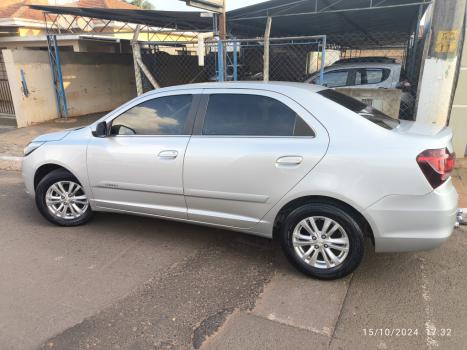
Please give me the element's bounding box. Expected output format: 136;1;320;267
453;166;467;208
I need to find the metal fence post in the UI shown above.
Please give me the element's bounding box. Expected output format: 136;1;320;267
233;40;238;81
319;35;327;85
46;34;68;119
217;40;224;82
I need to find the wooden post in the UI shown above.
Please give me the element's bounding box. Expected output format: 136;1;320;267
263;16;272;82
131;25;143;96
218;2;226;40
131;25;160;94
136;58;160;89
415;0;466;125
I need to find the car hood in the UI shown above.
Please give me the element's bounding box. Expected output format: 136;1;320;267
33;127;83;142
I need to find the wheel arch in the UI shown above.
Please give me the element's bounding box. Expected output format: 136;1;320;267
34;163;75;190
272;195;374;245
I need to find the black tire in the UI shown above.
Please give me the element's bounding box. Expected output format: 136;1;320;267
279;202;364;280
35;169;93;226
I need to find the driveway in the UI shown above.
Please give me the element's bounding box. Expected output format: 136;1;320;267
0;170;466;350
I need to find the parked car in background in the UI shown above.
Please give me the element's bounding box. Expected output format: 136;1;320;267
22;82;458;280
305;59;401;89
305;58;414;118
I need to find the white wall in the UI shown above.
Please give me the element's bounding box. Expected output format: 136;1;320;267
3;49;136;127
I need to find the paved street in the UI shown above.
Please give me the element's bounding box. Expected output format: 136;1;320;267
0;169;466;350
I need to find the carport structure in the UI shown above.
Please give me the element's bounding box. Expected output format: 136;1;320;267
229;0;430;77
30;0;432;119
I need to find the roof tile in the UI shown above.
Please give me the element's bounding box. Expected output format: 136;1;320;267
0;0;139;22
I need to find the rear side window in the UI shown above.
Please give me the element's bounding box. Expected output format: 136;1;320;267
202;94;314;137
366;68;390;84
355;68;391;85
317;89;399;130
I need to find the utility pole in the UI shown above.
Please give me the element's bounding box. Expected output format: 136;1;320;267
218;0;226;40
219;0;227;80
415;0;466;125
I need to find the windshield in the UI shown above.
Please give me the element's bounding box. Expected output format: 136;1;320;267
317;89;400;130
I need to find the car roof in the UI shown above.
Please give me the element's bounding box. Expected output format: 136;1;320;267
327;62;401;69
143;81;327;95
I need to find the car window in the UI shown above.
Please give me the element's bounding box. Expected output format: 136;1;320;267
317;89;399;130
202;94;314;137
320;70;349;87
355;70;363;85
110;95;193;135
365;68;390;84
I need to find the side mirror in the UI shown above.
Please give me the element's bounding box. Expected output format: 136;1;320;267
92;121;108;137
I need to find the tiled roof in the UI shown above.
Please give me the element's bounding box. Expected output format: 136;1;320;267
0;0;139;22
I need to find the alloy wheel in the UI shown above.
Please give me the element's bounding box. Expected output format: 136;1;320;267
45;181;89;220
292;216;350;269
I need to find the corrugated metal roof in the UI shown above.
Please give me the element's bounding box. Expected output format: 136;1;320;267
30;0;430;47
229;0;431;48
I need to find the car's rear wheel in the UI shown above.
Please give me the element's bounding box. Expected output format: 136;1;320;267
35;169;93;226
279;202;364;280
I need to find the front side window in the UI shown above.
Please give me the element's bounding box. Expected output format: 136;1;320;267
111;95;193;136
320;70;349;87
202;94;314;137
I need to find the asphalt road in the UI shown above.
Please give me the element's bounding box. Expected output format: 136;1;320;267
0;170;466;350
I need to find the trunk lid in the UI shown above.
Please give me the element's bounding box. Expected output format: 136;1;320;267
394;120;454;151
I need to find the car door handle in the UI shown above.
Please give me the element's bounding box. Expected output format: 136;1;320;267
276;156;303;166
158;150;178;159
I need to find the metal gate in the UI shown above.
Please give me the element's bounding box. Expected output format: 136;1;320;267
0;51;15;116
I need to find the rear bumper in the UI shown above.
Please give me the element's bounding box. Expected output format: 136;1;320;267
365;180;458;253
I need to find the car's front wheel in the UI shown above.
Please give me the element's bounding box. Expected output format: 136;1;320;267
279;202;364;280
35;169;93;226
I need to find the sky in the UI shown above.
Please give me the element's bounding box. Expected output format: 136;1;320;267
150;0;269;11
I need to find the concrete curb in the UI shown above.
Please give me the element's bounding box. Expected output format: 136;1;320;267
0;156;22;171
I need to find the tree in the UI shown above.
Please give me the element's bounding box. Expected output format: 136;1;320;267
125;0;154;10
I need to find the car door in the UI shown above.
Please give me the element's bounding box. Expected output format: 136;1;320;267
183;89;329;229
86;89;201;219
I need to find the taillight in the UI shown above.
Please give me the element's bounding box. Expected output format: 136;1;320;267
416;148;456;188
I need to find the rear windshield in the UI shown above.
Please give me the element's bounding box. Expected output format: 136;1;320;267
317;89;400;130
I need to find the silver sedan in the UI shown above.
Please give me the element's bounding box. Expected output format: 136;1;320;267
22;82;458;279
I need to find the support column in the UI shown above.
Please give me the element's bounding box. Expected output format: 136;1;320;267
450;4;467;157
415;0;467;125
263;16;272;82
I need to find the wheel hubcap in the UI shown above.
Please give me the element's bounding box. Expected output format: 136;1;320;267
45;181;89;220
292;216;349;269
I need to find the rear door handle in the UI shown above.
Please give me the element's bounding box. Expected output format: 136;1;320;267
276;156;303;166
158;150;178;159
